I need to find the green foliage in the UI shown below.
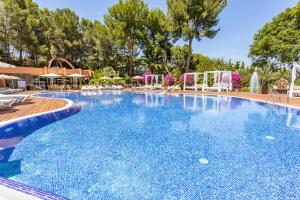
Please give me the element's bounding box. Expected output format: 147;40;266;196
170;45;189;71
143;8;172;74
171;68;182;84
249;2;300;67
89;67;118;84
124;73;131;84
167;0;227;72
104;0;149;76
102;67;118;77
236;67;253;88
0;0;127;70
0;0;248;82
258;65;279;86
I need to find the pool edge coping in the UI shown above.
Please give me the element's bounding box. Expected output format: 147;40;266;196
143;90;300;110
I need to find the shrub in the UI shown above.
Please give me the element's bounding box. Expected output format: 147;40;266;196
164;74;175;85
232;73;241;89
221;72;241;89
124;73;131;84
179;74;194;86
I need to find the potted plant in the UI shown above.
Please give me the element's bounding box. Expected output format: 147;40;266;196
163;82;168;90
258;65;278;94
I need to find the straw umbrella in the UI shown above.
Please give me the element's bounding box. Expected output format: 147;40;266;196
0;62;16;68
9;75;21;88
132;75;142;86
113;77;123;85
99;76;111;80
132;75;142;80
40;73;62;89
66;73;84;89
0;74;12;88
0;74;12;79
0;74;21;88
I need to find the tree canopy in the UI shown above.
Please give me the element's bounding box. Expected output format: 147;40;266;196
104;0;149;76
0;0;242;77
167;0;227;72
249;2;300;67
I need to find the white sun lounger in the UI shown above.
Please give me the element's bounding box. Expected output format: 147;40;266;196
167;85;181;91
0;99;16;109
152;84;163;90
0;94;30;103
81;86;88;91
98;85;104;90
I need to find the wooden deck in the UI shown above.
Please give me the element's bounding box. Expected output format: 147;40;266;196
0;96;67;123
1;89;300;124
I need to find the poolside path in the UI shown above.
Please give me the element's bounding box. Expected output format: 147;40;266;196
129;88;300;107
169;91;300;107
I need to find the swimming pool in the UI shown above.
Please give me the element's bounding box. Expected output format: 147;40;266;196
1;91;300;199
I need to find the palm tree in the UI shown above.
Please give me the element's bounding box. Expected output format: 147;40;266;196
258;64;279;94
141;50;163;73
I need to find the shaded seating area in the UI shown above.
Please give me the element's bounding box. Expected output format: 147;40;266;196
0;58;93;91
203;71;233;92
0;74;24;94
144;74;164;90
183;72;204;91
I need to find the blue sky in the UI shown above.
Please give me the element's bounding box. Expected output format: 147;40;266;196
34;0;299;65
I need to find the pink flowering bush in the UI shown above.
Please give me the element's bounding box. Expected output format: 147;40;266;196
142;71;152;83
164;74;175;85
221;73;241;89
232;73;241;89
179;74;194;86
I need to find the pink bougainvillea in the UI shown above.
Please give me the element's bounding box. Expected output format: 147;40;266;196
232;73;241;89
164;74;175;85
142;71;152;83
221;73;241;89
179;74;194;86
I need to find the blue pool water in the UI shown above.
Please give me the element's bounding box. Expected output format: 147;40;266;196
1;91;300;199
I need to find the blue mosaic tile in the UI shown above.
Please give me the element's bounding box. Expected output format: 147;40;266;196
0;92;300;199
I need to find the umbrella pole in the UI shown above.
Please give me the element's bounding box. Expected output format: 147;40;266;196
11;79;14;89
76;78;77;90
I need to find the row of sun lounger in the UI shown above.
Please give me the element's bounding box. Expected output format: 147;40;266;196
0;93;31;110
82;85;124;91
0;88;23;94
136;84;181;91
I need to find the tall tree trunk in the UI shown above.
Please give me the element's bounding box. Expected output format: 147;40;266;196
162;49;170;74
19;49;23;64
128;37;134;76
186;36;193;73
